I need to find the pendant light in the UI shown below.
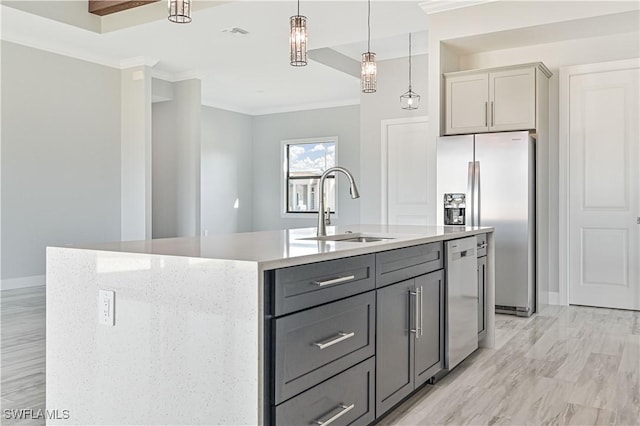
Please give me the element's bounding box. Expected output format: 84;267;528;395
290;0;308;66
361;0;376;93
400;33;420;110
168;0;191;23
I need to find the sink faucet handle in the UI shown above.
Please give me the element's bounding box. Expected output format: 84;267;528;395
324;206;332;225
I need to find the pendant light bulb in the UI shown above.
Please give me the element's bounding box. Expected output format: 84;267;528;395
400;32;420;110
168;0;192;23
290;0;308;66
361;0;376;93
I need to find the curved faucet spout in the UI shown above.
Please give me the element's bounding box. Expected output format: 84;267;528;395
317;166;360;237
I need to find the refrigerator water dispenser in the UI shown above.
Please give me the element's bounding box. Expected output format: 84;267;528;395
444;193;466;225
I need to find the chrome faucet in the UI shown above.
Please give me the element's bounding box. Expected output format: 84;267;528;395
317;166;360;237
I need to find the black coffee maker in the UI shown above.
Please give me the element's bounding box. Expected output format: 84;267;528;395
444;193;466;225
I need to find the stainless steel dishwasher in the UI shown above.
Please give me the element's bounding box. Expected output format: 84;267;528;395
445;237;478;369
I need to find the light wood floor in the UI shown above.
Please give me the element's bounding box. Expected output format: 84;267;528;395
1;287;639;425
1;286;46;426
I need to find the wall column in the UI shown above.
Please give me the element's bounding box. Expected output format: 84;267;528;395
121;65;153;241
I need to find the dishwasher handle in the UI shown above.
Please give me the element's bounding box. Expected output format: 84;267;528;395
451;247;476;260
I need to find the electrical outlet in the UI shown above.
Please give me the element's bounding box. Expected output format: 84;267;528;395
98;290;115;326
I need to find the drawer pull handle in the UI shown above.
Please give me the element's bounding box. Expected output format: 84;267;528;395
313;332;355;350
313;275;355;287
477;243;488;249
314;403;355;426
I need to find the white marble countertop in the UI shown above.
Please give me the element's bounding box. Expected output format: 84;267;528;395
68;224;493;270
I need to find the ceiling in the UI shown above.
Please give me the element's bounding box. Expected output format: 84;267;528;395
0;1;430;115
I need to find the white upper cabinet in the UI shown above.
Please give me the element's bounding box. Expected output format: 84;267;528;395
444;63;551;135
445;73;489;134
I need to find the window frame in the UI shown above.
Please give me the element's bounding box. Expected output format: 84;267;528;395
281;136;339;218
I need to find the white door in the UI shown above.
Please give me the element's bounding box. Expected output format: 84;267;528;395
382;118;432;226
568;62;640;310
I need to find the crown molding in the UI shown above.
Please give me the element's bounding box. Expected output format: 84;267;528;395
150;68;205;82
201;97;361;117
419;0;497;15
0;33;122;69
120;56;159;69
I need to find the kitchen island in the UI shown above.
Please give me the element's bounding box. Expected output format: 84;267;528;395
46;224;494;425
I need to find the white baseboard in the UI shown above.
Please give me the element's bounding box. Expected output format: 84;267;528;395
1;275;45;291
548;291;560;305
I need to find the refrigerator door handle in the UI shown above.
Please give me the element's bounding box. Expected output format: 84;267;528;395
474;161;481;226
467;162;475;227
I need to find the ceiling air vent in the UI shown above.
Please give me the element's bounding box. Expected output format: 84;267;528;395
220;27;249;36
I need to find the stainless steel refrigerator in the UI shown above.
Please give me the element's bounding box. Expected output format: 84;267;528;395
437;131;536;316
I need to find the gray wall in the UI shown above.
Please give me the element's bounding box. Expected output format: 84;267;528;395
201;106;254;235
1;41;121;287
359;54;429;224
152;79;201;239
252;105;360;231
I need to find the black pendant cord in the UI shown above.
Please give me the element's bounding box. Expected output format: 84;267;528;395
408;33;412;91
297;0;300;16
367;0;371;53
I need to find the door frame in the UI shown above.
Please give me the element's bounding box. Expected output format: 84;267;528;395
380;116;429;225
558;58;640;306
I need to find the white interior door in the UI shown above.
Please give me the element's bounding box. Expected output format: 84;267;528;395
382;118;431;225
568;62;640;310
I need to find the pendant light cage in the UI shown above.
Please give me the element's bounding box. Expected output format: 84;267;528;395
400;89;420;110
289;12;308;66
361;0;376;93
400;32;420;110
361;52;377;93
168;0;191;23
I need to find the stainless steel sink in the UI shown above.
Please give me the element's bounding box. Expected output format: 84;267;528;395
338;236;391;243
300;233;395;243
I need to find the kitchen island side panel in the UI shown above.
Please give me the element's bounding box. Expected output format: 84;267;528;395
46;247;261;425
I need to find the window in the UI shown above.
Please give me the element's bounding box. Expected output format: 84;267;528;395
284;139;336;214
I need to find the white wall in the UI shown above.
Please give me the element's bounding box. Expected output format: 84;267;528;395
252;105;360;231
201;106;253;235
359;53;429;224
1;41;121;289
152;79;202;239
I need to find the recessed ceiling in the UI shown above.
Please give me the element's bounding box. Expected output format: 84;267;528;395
0;1;430;115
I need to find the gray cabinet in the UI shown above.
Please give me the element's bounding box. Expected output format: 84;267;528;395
275;358;375;426
375;243;443;288
375;270;444;417
414;272;445;387
267;241;448;425
274;292;375;404
273;254;375;315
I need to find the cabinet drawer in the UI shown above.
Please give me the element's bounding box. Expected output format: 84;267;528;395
375;243;443;288
476;233;487;257
274;291;375;404
274;254;375;315
275;357;375;426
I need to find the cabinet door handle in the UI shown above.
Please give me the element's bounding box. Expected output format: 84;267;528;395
419;286;423;337
484;101;488;127
410;290;419;337
313;332;355;350
314;403;355;426
313;275;355;287
491;101;494;127
477;243;488;249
